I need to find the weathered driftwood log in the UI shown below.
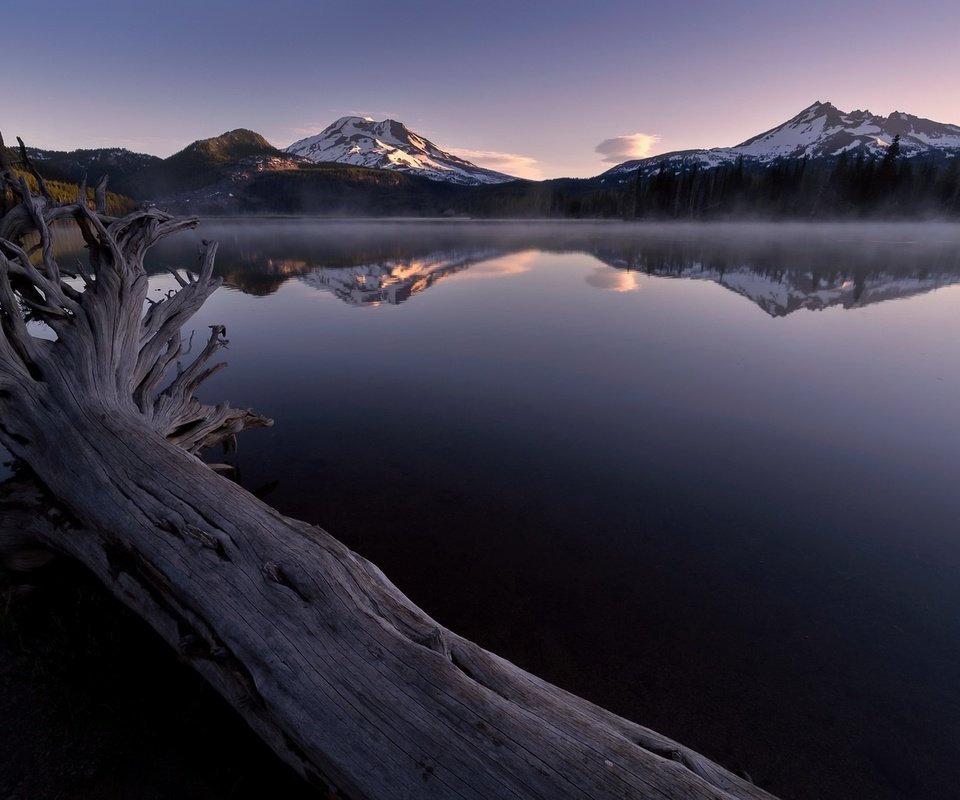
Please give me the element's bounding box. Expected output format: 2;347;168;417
0;139;778;800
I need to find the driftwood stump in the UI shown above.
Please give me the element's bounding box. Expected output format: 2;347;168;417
0;136;777;800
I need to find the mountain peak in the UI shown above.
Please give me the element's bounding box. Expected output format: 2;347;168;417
219;127;270;141
184;129;278;162
128;127;294;197
789;101;840;121
330;115;376;128
285;117;515;185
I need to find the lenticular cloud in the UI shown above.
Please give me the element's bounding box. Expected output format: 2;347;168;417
595;132;662;163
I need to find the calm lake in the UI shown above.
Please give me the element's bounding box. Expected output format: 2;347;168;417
12;220;960;799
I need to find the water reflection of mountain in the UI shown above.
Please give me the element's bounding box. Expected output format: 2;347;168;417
207;247;502;303
593;254;960;316
725;268;960;316
298;251;501;306
216;251;313;296
142;222;960;313
588;237;960;316
181;227;512;298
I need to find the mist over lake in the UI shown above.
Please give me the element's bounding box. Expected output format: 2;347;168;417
5;219;959;799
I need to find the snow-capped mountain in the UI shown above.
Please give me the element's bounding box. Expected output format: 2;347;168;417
285;117;515;185
605;101;960;177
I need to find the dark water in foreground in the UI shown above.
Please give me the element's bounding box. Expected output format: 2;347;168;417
12;221;960;799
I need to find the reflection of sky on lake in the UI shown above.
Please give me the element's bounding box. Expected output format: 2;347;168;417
5;221;960;800
445;250;538;280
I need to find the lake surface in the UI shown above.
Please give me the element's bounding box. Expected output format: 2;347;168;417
11;220;960;799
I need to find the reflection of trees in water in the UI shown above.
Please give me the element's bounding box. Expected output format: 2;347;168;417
222;236;960;313
143;226;520;296
588;236;960;315
57;221;960;312
209;246;503;302
22;222;90;264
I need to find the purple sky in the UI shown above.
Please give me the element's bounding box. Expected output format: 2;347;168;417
5;0;959;178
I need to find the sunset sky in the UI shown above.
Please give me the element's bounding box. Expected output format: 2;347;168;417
6;0;960;179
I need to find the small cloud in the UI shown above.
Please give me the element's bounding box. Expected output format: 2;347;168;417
585;267;641;293
595;132;662;164
448;148;543;180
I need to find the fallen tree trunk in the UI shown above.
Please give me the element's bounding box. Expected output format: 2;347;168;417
0;138;777;799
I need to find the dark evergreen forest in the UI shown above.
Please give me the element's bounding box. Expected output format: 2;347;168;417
626;137;960;220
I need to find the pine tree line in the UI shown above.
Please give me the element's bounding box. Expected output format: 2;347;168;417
630;138;960;219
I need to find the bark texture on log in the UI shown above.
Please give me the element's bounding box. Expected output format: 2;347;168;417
0;141;778;799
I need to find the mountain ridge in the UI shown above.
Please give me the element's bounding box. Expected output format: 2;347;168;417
604;101;960;177
15;145;161;188
8;100;960;218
